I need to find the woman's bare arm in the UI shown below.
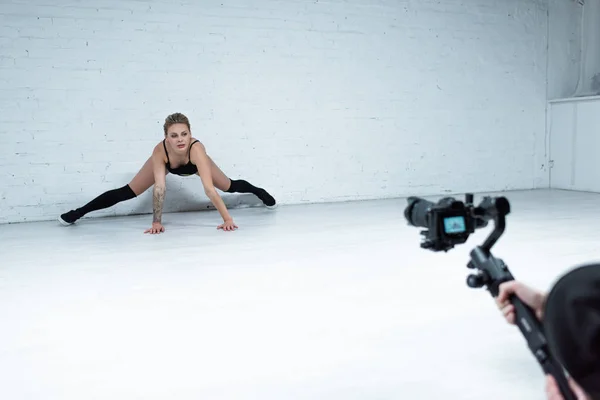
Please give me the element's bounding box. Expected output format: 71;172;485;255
190;142;237;230
144;147;168;234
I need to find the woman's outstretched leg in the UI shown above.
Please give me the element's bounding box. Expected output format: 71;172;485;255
226;179;276;208
207;155;277;208
59;185;137;225
59;156;156;225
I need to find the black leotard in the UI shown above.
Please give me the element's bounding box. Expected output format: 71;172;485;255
163;139;200;176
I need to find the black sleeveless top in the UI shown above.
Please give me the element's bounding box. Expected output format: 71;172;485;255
163;139;200;176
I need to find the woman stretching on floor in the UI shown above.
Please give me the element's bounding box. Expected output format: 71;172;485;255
58;112;276;233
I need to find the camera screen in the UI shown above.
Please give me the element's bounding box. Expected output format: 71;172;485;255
443;216;466;234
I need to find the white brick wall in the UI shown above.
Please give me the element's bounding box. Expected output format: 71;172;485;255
1;0;552;224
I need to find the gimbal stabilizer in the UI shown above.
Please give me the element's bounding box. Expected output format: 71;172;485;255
404;194;576;400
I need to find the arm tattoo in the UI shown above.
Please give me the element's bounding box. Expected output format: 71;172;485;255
153;185;165;223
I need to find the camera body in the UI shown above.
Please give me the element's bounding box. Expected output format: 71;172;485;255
404;193;488;252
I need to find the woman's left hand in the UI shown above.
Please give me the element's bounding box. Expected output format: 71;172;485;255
218;219;238;231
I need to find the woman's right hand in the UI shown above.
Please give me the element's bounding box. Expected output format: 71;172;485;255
144;222;165;234
495;280;547;324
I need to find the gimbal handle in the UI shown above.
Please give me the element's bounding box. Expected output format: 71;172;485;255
466;204;576;400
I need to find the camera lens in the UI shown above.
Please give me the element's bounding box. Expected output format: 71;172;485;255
404;197;433;228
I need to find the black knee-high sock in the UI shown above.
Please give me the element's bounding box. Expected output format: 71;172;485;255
226;179;275;206
75;184;137;218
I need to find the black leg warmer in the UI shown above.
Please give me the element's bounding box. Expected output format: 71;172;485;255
60;184;137;224
226;179;276;207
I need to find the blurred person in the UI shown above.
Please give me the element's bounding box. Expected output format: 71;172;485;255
496;263;600;400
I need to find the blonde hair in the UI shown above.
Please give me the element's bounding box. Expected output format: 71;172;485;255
163;112;191;135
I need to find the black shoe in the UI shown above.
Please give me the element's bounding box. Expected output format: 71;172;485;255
58;210;81;225
256;189;277;209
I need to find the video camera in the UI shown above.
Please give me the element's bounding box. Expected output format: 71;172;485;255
404;193;576;400
404;193;495;252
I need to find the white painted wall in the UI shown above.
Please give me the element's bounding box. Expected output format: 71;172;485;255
548;96;600;191
1;0;551;224
545;1;600;194
572;0;600;96
547;0;583;100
